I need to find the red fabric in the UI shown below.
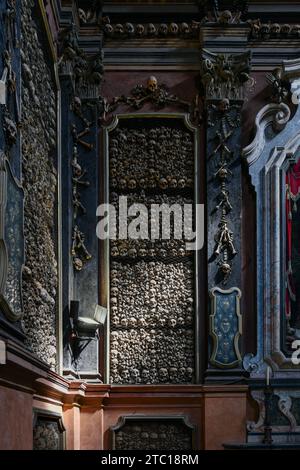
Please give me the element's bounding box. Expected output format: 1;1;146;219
286;161;300;319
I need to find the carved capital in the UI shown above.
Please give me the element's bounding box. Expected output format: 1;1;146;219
200;49;252;102
58;24;103;100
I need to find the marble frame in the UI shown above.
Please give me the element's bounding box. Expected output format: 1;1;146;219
242;58;300;376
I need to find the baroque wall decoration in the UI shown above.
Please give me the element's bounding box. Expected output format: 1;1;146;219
209;287;242;368
111;417;194;451
58;18;104;379
105;114;199;385
33;411;65;450
242;59;300;377
21;0;58;367
71;122;92;272
0;150;24;321
101;76;198;122
0;0;24;335
247;389;300;444
249;20;300;41
201;48;251;370
102;20;202;39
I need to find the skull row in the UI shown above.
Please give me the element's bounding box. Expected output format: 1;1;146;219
110;176;193;191
250;22;300;39
110;261;194;328
110;242;192;259
110;328;194;384
104;22;199;38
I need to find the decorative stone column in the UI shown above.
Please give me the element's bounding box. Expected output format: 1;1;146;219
58;22;104;381
200;23;252;380
0;0;25;341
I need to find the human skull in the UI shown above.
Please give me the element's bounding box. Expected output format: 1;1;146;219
168;318;177;328
159;368;169;382
271;23;280;36
292;25;300;38
78;8;87;23
110;349;118;359
147;23;156;36
111;316;119;326
159;178;168;190
218;167;229;179
250;22;260;38
139;248;147;257
110;269;118;278
139;178;147;189
178;367;186;381
111;287;118;296
129;317;137;327
181;22;190;35
114;23;124;35
169;367;178;382
138;317;146;327
111;358;118;369
104;23;113;36
148;248;156;257
148;179;156;189
125;22;135;36
178;178;186;189
219;10;232;25
128;178;137;189
186;367;194;380
110;138;118;148
141;369;150;382
169;22;179;35
121;369;130;382
219;98;230;113
111;307;118;318
119;178;127;189
178;247;185;257
110;168;117;178
169;178;177;189
72;96;82;114
119;246;128;257
73;257;83;271
159;23;168;36
130;368;140;380
261;24;270;38
282;24;291;35
128;247;137;258
111;246;119;257
147;75;158;92
136;24;145;36
220;262;231;275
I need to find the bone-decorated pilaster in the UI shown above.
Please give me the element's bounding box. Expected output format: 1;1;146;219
200;24;252;379
58;19;104;381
